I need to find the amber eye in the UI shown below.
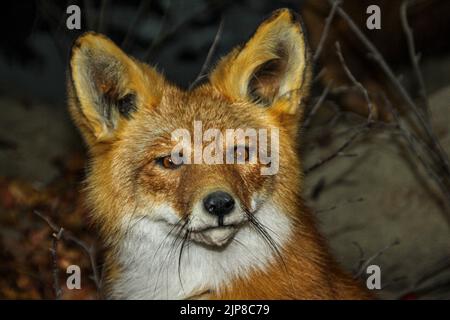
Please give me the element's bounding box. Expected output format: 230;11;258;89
157;155;182;169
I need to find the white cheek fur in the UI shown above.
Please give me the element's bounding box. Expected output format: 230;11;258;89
110;201;293;299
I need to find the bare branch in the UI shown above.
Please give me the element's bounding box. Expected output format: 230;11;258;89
97;0;110;34
33;211;101;292
335;42;374;122
50;228;63;299
189;19;224;90
413;257;450;290
327;0;450;216
304;84;331;128
312;67;326;83
381;96;450;217
143;0;174;61
36;1;68;63
354;239;400;279
400;0;429;116
122;0;153;49
142;2;218;62
327;0;448;160
313;0;341;63
305;125;367;175
315;197;364;214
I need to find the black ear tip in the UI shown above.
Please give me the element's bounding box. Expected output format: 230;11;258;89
266;8;303;24
289;10;303;25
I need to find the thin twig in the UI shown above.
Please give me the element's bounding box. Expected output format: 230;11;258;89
399;257;450;298
97;0;110;34
313;0;340;63
50;228;63;299
327;0;450;213
37;1;68;63
315;197;364;214
327;0;446;152
328;0;421;121
33;211;101;292
382;96;450;217
331;84;358;95
335;41;374;122
142;1;216;62
122;0;153;49
400;0;429;117
304;84;331;128
189;18;224;90
354;239;400;279
143;0;173;62
305;125;367;175
312;67;326;83
413;257;450;290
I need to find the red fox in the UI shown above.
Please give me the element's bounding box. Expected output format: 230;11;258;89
67;8;371;299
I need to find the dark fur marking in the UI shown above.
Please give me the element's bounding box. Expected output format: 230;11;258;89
117;93;137;118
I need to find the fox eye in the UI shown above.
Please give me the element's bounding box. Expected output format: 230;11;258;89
157;155;182;169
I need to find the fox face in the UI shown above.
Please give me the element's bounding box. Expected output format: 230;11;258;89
68;9;314;298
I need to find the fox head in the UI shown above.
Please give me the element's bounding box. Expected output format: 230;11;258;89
68;9;311;251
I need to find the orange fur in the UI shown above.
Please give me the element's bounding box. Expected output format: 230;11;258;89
68;8;372;300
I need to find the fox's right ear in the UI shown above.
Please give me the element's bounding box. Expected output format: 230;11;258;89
68;32;164;146
210;9;311;119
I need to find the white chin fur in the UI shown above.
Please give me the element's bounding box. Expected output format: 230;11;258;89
111;201;292;299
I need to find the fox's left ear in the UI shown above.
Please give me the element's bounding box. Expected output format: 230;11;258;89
210;8;311;118
68;32;164;146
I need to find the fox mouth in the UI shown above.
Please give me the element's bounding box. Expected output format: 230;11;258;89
189;225;239;247
160;204;270;248
179;205;250;247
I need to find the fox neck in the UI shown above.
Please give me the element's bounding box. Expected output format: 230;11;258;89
107;200;295;299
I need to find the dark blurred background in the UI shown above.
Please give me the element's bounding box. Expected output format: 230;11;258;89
0;0;306;104
0;0;449;299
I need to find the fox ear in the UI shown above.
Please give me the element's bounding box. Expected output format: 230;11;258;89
210;9;311;116
68;32;163;145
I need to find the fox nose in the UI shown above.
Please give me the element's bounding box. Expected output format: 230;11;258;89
203;191;235;217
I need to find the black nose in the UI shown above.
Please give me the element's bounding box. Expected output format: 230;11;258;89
203;191;235;216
